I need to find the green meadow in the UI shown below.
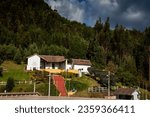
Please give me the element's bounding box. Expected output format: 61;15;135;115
0;61;30;81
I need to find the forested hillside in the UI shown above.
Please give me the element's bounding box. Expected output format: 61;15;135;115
0;0;150;87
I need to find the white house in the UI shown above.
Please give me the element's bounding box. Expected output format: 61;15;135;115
72;59;92;74
27;54;92;75
27;54;66;70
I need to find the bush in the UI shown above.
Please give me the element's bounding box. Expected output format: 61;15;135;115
12;83;59;96
6;77;15;92
61;72;76;78
65;80;88;91
0;67;3;77
0;85;5;92
0;59;3;65
12;84;33;92
36;83;59;96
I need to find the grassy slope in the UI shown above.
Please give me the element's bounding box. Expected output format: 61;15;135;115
65;76;99;97
12;83;59;96
1;61;149;98
65;76;150;99
0;61;59;96
0;61;30;81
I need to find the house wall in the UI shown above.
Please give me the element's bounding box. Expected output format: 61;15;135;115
73;65;91;74
132;91;139;100
45;62;65;69
65;59;72;70
54;63;59;69
27;55;41;70
60;62;66;69
66;64;72;70
45;63;51;69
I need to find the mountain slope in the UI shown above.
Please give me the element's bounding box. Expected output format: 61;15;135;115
0;0;93;59
0;0;149;88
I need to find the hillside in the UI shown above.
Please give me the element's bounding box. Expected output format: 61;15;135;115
0;0;93;60
0;61;29;81
0;0;150;89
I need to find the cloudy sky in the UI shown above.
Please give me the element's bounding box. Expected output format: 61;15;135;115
44;0;150;30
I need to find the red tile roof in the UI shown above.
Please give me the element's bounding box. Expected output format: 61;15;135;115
72;59;92;66
39;55;65;62
114;88;136;95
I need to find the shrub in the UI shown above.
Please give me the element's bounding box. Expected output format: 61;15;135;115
35;83;59;96
65;80;88;91
12;84;33;92
6;77;15;92
0;67;3;77
0;85;5;92
61;72;76;78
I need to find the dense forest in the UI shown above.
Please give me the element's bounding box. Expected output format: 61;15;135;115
0;0;150;88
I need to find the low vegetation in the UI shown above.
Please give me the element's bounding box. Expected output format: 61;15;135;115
0;61;150;99
0;61;30;81
5;77;15;92
0;61;59;96
12;83;59;96
140;88;150;100
65;76;99;97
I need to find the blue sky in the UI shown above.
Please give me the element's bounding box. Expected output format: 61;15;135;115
44;0;150;30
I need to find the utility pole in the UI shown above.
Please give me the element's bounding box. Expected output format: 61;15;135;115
145;83;147;100
107;71;110;97
48;73;51;97
33;79;36;93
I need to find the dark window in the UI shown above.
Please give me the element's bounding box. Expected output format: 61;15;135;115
52;63;55;69
119;95;132;100
33;67;36;70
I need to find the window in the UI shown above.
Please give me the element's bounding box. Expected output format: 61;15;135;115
52;63;55;69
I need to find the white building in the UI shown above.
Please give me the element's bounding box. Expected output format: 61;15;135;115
72;59;92;74
26;54;92;75
114;88;140;100
27;54;66;70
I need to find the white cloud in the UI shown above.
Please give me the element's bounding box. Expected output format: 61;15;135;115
88;0;118;11
123;7;145;21
99;0;118;8
44;0;85;23
44;0;149;30
44;0;119;25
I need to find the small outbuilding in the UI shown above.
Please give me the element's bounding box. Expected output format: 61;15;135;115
72;59;92;74
114;88;140;100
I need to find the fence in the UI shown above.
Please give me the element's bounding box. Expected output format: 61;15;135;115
88;86;108;93
0;80;33;85
0;92;41;97
0;81;6;85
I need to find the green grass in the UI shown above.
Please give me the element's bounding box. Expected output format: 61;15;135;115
65;76;99;97
0;61;30;81
1;61;149;99
0;61;100;97
0;83;59;96
11;83;59;96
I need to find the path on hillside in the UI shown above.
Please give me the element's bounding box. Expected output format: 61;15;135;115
52;75;68;96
